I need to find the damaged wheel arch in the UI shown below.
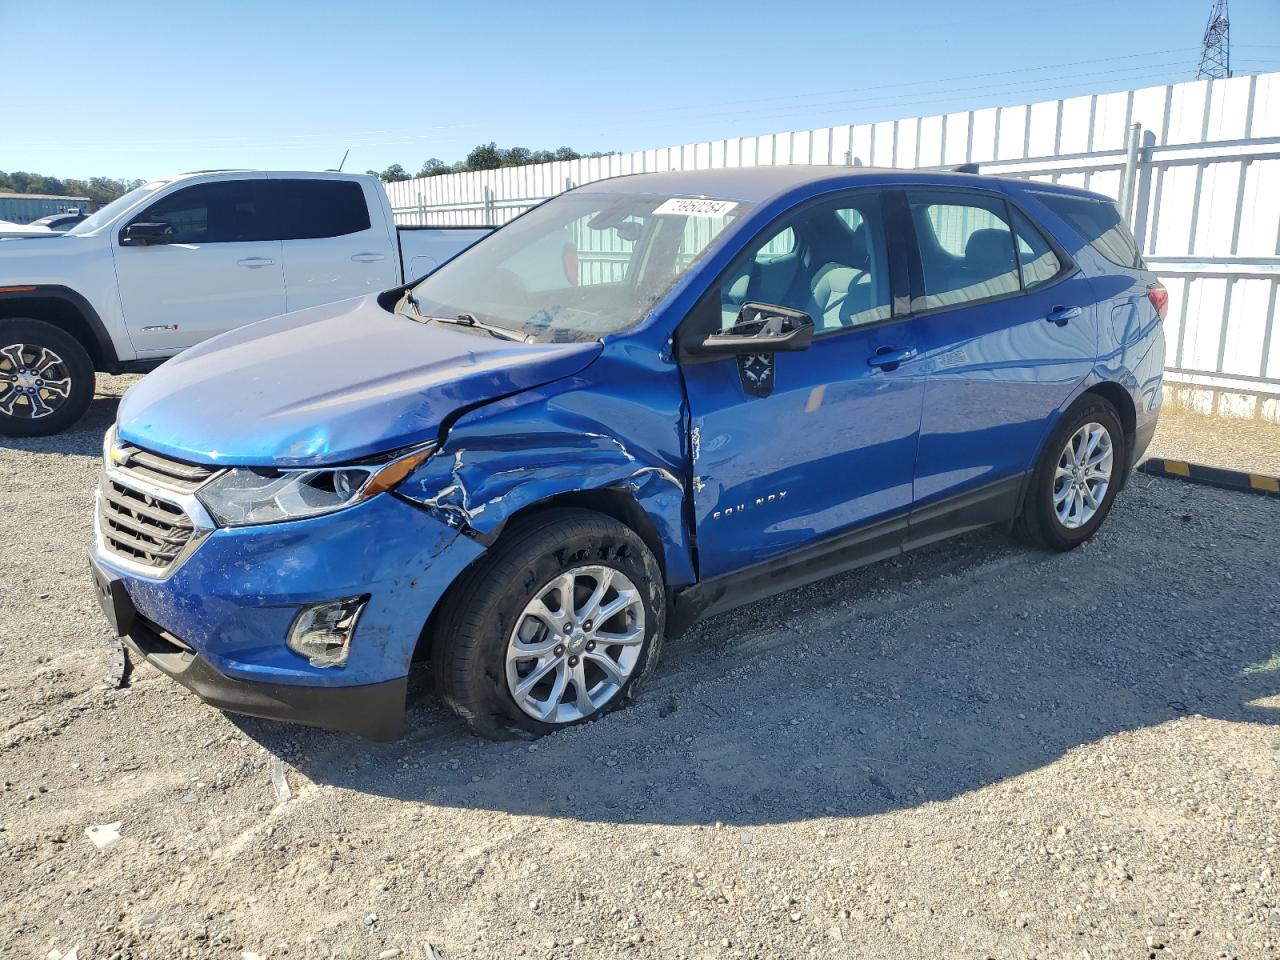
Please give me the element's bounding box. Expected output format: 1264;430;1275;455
409;485;674;666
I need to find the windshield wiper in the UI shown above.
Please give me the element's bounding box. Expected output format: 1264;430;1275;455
396;290;428;323
429;311;526;342
396;293;525;342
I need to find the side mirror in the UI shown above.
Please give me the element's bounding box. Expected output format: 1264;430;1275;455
696;302;814;357
119;222;175;247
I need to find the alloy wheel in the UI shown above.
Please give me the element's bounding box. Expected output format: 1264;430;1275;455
1053;421;1113;529
505;564;646;724
0;343;73;420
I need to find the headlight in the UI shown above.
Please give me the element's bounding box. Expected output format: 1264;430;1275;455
103;424;128;465
197;445;434;526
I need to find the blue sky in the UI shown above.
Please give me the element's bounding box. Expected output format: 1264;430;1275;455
4;0;1279;181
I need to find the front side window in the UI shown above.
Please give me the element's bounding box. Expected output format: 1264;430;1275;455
717;195;891;334
910;194;1021;310
71;180;169;235
133;181;267;244
270;179;371;240
409;192;749;343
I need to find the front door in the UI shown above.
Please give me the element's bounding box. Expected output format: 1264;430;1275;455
112;175;285;355
680;192;924;580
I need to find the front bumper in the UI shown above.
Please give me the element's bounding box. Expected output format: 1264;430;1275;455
122;604;406;740
90;490;486;737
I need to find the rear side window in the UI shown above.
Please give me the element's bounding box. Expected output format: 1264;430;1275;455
1035;193;1140;268
1011;209;1062;289
909;194;1021;310
269;179;371;240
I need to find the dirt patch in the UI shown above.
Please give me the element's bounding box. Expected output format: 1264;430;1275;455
1147;401;1280;476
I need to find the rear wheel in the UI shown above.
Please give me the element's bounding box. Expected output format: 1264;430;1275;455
432;509;665;740
1015;396;1126;551
0;319;95;437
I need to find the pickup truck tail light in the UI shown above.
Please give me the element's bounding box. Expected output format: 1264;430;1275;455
1147;282;1169;322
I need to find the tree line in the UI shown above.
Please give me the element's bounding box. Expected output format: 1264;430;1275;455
1;141;612;204
0;171;144;207
369;142;612;182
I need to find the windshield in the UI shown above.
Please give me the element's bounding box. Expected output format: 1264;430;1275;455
69;180;170;235
408;192;750;342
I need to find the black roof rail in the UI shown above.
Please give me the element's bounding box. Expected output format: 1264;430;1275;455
952;162;980;174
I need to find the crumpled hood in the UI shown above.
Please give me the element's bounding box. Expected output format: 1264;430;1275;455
116;295;601;466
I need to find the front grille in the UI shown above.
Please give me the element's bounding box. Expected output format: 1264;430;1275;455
98;444;215;573
112;442;216;493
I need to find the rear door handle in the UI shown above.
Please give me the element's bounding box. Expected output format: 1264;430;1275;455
867;345;918;370
351;252;386;263
1046;305;1081;326
237;257;274;268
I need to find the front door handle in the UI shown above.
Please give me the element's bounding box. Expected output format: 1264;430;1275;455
351;252;386;263
1046;305;1081;326
867;345;918;371
237;257;274;268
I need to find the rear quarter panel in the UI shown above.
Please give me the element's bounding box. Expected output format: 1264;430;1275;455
1015;188;1165;459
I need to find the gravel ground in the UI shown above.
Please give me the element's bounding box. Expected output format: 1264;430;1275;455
2;376;1279;960
1146;404;1280;477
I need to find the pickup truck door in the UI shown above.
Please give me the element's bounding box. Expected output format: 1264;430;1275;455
112;175;286;354
679;191;923;581
269;176;400;312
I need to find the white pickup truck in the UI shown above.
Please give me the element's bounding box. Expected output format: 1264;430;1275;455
0;170;491;435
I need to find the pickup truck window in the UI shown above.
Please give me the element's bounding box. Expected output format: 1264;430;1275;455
69;181;169;235
270;179;371;240
408;192;750;343
135;181;269;244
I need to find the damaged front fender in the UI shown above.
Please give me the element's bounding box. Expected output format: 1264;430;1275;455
397;352;695;588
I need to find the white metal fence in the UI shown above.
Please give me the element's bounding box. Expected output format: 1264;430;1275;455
385;72;1280;410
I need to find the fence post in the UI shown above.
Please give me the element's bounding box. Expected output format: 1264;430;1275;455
1131;130;1157;255
483;186;494;225
1118;122;1142;225
417;191;425;226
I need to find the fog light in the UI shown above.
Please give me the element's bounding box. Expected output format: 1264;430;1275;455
286;596;368;668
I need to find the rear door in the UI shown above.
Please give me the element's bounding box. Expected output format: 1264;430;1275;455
269;176;400;312
901;188;1097;527
112;175;286;354
680;190;923;580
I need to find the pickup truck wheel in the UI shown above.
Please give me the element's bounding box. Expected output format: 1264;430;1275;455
433;508;665;740
0;319;95;437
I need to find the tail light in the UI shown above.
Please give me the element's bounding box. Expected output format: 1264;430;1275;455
1147;282;1168;321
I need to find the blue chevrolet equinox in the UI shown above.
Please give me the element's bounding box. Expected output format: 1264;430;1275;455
89;167;1166;740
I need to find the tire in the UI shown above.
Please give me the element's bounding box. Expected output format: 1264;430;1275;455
1014;395;1127;551
432;508;666;740
0;318;95;437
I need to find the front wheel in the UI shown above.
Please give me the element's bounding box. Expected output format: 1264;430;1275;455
1014;396;1127;551
432;509;665;740
0;318;95;437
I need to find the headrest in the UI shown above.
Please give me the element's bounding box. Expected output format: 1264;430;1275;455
964;228;1016;270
